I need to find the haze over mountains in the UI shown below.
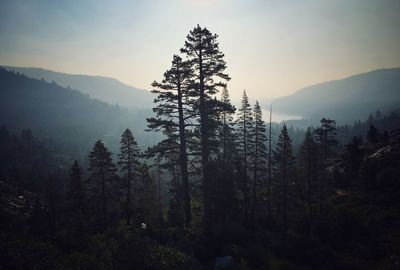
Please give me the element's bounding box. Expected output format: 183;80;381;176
3;66;154;109
3;65;400;126
272;67;400;124
0;68;159;157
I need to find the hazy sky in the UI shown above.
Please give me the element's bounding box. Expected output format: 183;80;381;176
1;0;399;102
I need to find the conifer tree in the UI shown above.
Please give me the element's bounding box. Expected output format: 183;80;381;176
219;86;236;165
211;87;237;222
138;163;158;227
118;128;141;225
274;124;294;240
314;118;337;214
298;128;318;220
250;101;268;221
65;160;85;229
181;25;230;230
235;90;254;221
146;126;182;215
147;55;194;226
88;140;116;229
267;105;273;223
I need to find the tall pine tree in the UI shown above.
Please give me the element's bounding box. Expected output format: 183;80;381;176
181;25;230;230
250;101;268;221
267;105;273;223
298;128;318;221
88;140;116;229
138;163;159;227
218;86;236;165
314;118;337;214
235;90;254;222
274;124;294;240
118;128;141;225
65;160;85;230
211;86;237;222
147;55;194;227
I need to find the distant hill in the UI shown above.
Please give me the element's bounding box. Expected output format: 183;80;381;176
272;68;400;124
2;66;154;109
0;68;160;157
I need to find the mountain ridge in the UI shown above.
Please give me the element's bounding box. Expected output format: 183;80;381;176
0;68;159;156
271;67;400;124
2;66;155;109
4;65;400;125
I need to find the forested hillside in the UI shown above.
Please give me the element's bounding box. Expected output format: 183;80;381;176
272;68;400;124
0;68;159;156
3;66;154;109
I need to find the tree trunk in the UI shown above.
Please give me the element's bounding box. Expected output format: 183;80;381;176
252;122;258;222
283;144;288;241
127;146;132;225
243;109;248;223
307;154;313;219
319;132;328;214
177;80;191;227
267;105;272;224
101;167;106;229
198;51;212;232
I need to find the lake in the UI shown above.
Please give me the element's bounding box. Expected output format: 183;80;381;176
262;109;302;122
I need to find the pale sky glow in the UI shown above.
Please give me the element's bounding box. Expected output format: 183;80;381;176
1;0;399;102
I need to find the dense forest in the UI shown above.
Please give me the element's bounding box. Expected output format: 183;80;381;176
2;66;155;109
0;67;162;157
1;25;400;270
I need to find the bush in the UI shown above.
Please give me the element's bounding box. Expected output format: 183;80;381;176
149;245;193;270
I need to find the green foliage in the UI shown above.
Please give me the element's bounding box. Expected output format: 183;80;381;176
0;126;57;192
297;128;319;219
118;128;141;224
181;24;230;231
147;54;195;226
88;140;117;229
274;124;295;238
149;245;192;270
0;68;159;158
235;90;254;221
65;160;85;232
2;237;61;270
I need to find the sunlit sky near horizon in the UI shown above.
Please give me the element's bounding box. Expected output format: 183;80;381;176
1;0;399;102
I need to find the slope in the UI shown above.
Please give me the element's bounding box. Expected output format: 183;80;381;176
2;66;154;109
0;68;158;157
272;68;400;124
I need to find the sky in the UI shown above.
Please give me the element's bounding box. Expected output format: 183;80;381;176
1;0;399;102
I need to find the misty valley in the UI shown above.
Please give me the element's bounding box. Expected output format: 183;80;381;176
1;20;400;270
